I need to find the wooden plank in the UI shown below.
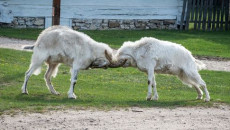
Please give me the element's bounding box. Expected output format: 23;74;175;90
7;5;52;17
0;0;182;28
225;0;229;30
61;6;178;19
212;0;217;30
220;0;225;30
180;0;187;30
194;0;199;30
0;0;52;5
45;17;52;28
198;0;204;30
191;0;196;22
202;0;208;30
216;0;221;30
207;0;213;31
0;4;13;23
61;0;179;7
185;0;192;30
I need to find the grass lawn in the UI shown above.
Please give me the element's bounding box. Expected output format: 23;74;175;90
0;48;230;114
0;28;230;113
0;28;230;58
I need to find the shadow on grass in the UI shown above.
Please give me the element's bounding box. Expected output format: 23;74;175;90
13;93;211;108
1;72;25;83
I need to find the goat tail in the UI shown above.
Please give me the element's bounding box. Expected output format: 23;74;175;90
195;59;206;71
23;45;35;50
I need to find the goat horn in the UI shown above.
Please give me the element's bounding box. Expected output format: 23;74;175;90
108;59;127;68
105;50;114;64
105;50;127;68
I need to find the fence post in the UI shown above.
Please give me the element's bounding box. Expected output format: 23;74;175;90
212;0;217;30
207;0;213;31
202;0;208;30
180;0;187;30
194;0;199;30
52;0;61;25
220;0;225;30
229;0;230;24
198;0;204;30
225;0;229;30
185;0;192;30
216;0;220;30
182;0;229;31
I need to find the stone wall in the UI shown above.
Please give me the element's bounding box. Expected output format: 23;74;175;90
1;17;177;30
72;19;177;30
0;17;45;28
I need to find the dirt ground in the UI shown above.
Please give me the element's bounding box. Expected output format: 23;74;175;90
1;37;230;130
1;106;230;130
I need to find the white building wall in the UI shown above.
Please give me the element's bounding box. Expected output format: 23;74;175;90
0;0;183;28
0;0;52;28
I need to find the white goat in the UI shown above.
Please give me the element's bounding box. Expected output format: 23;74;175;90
106;37;210;102
22;26;121;99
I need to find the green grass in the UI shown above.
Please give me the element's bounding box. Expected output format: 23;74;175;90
0;28;230;58
0;48;230;113
0;28;42;40
0;28;230;113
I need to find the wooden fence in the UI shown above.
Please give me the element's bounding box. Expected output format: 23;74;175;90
180;0;230;30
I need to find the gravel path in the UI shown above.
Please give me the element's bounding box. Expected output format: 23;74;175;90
1;36;230;130
0;37;34;50
1;106;230;130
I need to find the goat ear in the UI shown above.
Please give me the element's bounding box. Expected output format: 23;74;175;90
105;50;112;62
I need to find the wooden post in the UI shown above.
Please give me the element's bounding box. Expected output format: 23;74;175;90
229;0;230;23
220;0;224;30
202;0;208;30
185;0;192;30
207;0;213;31
52;0;61;25
212;0;217;30
225;0;230;30
194;0;199;30
198;0;204;30
191;0;196;22
216;0;220;30
180;0;187;30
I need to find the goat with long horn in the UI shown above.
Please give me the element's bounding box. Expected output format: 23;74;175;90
22;26;120;99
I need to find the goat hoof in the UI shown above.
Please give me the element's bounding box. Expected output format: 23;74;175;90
68;96;77;99
152;95;159;101
68;93;77;99
146;97;152;101
52;91;60;95
146;97;158;101
146;95;152;101
22;92;28;95
204;98;210;102
196;96;203;100
152;97;158;101
21;90;28;95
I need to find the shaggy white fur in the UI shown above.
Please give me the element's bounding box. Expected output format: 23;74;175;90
21;26;114;99
113;37;210;102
